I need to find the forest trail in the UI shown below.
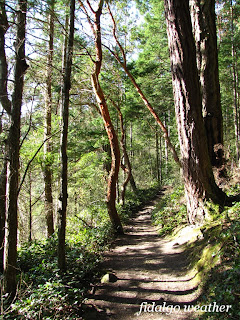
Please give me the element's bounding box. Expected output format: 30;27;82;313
83;191;202;320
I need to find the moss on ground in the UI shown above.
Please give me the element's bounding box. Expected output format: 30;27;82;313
154;185;240;320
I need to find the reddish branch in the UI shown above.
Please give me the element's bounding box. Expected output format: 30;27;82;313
107;4;181;167
83;0;124;234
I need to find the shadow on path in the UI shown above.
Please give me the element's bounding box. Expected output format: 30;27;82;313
82;192;201;320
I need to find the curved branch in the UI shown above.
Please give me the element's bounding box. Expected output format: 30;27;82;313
106;5;181;167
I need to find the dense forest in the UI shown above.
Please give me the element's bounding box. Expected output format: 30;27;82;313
0;0;240;319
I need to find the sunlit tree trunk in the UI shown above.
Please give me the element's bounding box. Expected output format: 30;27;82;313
58;0;75;271
4;0;28;296
164;0;228;223
43;0;55;237
190;0;224;168
83;0;124;234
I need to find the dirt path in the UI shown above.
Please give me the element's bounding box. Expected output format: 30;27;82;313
83;192;202;320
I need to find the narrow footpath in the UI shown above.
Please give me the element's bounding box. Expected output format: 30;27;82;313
83;192;202;320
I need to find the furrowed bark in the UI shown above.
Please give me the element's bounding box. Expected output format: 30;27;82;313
164;0;231;223
190;0;224;168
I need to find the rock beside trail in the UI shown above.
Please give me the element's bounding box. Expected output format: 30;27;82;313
101;273;118;284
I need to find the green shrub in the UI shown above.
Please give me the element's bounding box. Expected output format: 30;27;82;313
151;185;187;236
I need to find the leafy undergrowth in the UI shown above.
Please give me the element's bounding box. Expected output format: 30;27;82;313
152;183;240;320
2;237;103;320
196;202;240;320
0;185;160;320
151;184;188;236
119;184;161;223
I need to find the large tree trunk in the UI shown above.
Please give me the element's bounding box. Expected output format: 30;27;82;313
43;0;55;237
190;0;224;168
164;0;227;224
230;0;240;166
58;0;75;272
84;0;124;234
4;0;28;296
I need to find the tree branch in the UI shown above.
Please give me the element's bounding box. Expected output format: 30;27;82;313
105;5;181;167
18;130;60;195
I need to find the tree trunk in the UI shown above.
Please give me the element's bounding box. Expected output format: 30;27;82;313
0;1;11;273
164;0;228;224
190;0;224;167
28;171;32;243
102;143;111;175
156;131;161;185
0;0;11;115
129;122;133;159
4;0;28;296
85;1;123;234
111;99;137;204
0;160;7;272
58;0;75;271
230;0;240;166
91;74;123;233
164;115;168;175
43;0;55;237
119;109;137;204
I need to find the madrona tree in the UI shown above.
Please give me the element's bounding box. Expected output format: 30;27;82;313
80;0;124;234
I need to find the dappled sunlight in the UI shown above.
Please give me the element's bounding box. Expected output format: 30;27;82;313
84;194;202;319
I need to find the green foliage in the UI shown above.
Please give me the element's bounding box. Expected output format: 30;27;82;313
151;185;187;236
1;184;161;319
196;215;240;319
2;236;102;319
119;184;160;222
